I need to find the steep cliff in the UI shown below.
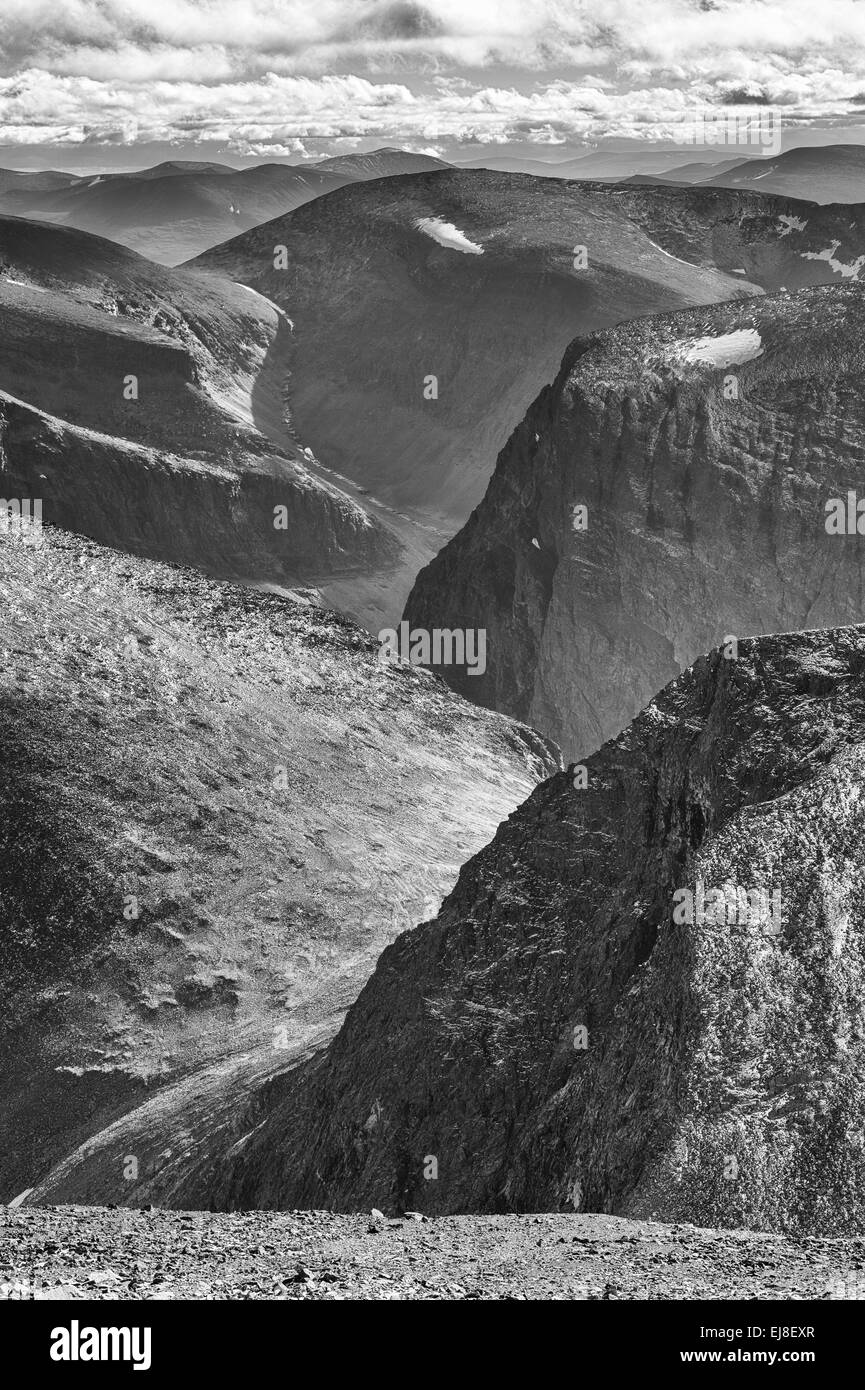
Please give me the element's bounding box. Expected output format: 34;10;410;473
0;525;556;1203
204;624;865;1237
406;281;865;758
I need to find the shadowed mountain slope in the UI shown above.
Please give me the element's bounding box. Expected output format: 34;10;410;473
0;214;399;595
192;172;773;530
194;173;865;542
0;525;557;1204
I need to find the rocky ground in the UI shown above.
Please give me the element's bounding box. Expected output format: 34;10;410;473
2;1205;863;1301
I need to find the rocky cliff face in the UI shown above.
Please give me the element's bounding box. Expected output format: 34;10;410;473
0;525;557;1204
406;281;865;758
205;624;865;1237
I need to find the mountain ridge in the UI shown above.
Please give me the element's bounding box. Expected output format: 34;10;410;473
176;620;865;1236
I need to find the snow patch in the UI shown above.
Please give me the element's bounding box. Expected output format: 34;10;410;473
671;328;763;369
1;277;46;292
777;214;807;237
416;217;483;255
236;282;294;328
800;241;865;279
642;235;695;268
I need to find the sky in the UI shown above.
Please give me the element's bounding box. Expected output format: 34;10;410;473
2;0;865;171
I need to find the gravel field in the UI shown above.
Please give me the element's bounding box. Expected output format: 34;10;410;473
2;1206;863;1301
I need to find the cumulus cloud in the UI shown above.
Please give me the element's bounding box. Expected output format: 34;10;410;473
1;0;865;151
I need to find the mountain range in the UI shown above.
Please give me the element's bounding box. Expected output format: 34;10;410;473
29;619;865;1238
0;149;452;265
192;171;865;622
3;145;865;1247
0;213;399;604
622;144;865;206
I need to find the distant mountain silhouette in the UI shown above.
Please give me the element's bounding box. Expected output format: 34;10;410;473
0;162;354;263
313;147;452;179
701;144;865;203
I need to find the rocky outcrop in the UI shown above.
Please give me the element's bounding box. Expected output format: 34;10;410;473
206;623;865;1237
406;281;865;758
0;525;557;1203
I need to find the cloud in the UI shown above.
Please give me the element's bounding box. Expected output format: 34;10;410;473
2;1;865;151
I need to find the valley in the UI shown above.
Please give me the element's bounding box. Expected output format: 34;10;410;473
3;131;865;1303
0;524;556;1205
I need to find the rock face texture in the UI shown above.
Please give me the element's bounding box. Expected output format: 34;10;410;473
208;624;865;1237
0;526;556;1204
406;281;865;759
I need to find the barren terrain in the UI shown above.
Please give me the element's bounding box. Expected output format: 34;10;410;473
2;1205;862;1301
